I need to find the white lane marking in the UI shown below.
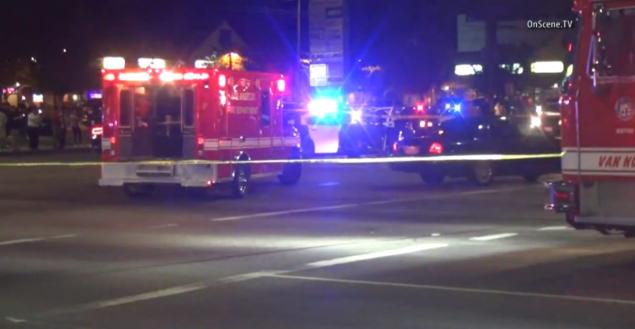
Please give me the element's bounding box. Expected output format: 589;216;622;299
210;186;530;222
44;271;277;316
430;233;441;237
306;243;448;268
318;181;340;187
266;273;635;306
5;316;26;323
469;233;518;241
537;225;572;231
72;283;208;312
148;223;178;230
0;234;77;246
210;203;359;222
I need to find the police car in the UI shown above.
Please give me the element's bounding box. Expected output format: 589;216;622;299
390;97;560;185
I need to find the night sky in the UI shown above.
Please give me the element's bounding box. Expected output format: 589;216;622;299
0;0;572;93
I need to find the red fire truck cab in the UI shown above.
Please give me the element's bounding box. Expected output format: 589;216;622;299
98;58;302;197
546;0;635;236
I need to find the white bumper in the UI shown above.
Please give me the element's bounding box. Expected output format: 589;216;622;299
99;162;217;187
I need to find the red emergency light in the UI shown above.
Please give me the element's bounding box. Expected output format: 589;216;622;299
118;72;151;82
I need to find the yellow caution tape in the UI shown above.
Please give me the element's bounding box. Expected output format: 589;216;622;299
0;152;564;168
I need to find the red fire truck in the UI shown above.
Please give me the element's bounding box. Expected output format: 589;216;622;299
546;0;635;236
98;57;302;198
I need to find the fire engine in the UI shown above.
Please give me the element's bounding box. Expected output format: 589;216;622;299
546;0;635;236
98;57;302;198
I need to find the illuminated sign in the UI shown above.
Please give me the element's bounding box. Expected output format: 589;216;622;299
530;61;564;74
309;63;328;87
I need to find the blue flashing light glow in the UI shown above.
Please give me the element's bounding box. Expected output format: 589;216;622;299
308;88;345;124
87;91;102;100
308;98;339;117
452;103;462;113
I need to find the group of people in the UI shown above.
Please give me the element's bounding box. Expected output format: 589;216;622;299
0;103;84;152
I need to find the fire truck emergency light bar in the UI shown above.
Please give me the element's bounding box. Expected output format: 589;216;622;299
102;56;168;70
103;71;211;82
102;57;126;70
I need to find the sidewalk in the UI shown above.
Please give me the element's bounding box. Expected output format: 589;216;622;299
0;136;92;157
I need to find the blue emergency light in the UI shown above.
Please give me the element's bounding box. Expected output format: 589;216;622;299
308;88;344;124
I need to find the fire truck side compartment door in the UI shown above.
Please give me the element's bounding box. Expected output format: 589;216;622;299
118;89;133;158
182;88;196;158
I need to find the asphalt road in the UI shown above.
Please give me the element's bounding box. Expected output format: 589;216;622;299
1;154;635;329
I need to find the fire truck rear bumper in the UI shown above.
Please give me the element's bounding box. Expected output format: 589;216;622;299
98;162;217;187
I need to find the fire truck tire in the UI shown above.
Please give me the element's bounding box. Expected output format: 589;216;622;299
278;163;302;185
231;166;250;198
470;162;494;186
123;184;155;198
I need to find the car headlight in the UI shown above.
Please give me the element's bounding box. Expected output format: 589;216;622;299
350;110;362;124
530;115;542;129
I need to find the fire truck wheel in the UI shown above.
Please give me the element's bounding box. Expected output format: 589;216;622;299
231;166;250;198
278;163;302;185
470;162;494;186
123;184;155;198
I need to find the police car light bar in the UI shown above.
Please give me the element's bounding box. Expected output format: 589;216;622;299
102;57;125;70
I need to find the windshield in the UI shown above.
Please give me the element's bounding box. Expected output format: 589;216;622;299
1;1;615;329
597;7;635;76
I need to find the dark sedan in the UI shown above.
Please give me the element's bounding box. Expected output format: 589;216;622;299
389;112;560;185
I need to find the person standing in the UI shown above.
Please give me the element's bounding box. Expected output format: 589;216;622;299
70;110;81;145
51;108;66;149
0;109;7;150
27;107;42;150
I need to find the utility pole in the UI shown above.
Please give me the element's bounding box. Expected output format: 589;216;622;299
297;0;302;59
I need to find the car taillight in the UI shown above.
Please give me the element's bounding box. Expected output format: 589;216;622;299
429;142;443;155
